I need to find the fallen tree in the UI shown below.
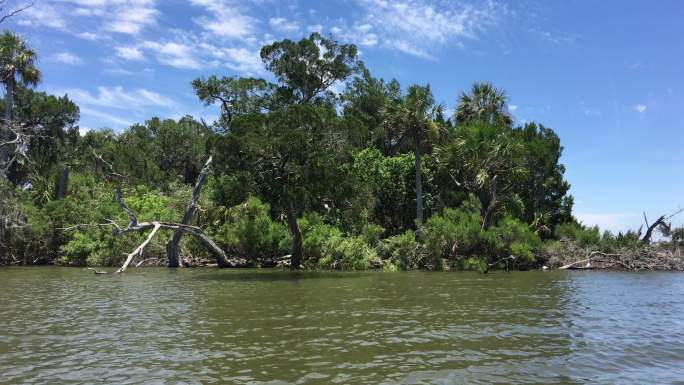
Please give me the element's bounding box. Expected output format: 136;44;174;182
69;156;232;273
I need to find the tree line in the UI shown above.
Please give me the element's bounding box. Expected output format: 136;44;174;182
1;31;680;270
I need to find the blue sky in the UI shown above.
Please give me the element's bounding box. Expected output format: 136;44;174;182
8;0;684;233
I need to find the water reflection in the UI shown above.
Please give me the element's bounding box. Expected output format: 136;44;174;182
0;268;683;384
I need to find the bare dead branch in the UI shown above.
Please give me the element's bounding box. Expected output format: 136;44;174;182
0;0;35;24
640;208;684;243
115;187;137;228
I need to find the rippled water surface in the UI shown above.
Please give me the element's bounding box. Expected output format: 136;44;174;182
1;268;683;384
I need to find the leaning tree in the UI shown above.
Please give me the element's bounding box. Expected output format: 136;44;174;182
70;156;233;273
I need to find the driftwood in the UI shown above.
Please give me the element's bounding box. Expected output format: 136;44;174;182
556;247;684;271
559;251;621;270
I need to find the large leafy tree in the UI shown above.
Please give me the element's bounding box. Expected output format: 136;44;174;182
192;76;274;132
196;33;363;269
341;70;402;153
512;122;573;236
260;32;363;104
455;82;512;126
5;88;80;189
383;84;443;226
0;30;40;122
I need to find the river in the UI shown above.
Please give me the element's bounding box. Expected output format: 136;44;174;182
0;267;683;384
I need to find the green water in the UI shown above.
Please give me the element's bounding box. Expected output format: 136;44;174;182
1;267;683;384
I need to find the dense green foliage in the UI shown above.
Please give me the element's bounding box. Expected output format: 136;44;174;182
2;31;678;270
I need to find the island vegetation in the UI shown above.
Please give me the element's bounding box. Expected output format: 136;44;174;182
0;30;682;272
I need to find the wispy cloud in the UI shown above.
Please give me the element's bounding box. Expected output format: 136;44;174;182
18;2;67;29
61;86;178;110
140;40;200;69
79;107;133;128
22;0;158;36
189;0;257;39
635;104;647;114
53;52;83;65
115;46;145;61
269;17;299;33
348;0;504;58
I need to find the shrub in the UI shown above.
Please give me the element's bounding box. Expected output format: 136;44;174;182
211;196;290;262
360;223;385;246
458;257;488;272
378;230;421;270
298;212;342;263
319;235;377;270
555;222;600;246
422;200;489;269
490;216;542;265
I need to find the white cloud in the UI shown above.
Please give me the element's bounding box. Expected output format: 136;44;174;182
79;107;133;127
63;86;177;110
200;44;263;74
26;0;158;36
350;0;502;57
115;46;145;61
269;17;299;33
190;0;256;39
635;104;647;114
140;41;200;69
529;27;575;45
71;0;159;35
18;2;67;29
54;52;83;65
509;104;518;111
77;32;101;40
307;24;324;33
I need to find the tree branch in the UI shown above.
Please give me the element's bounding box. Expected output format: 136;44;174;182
0;0;35;24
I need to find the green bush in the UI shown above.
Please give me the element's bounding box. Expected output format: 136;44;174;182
360;223;385;246
458;257;488;272
298;212;342;263
490;216;541;265
422;199;489;268
378;230;421;270
211;196;290;262
319;235;377;270
555;222;600;246
298;213;378;270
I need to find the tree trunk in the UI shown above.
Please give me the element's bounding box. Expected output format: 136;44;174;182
414;135;423;225
57;167;69;199
166;156;213;267
0;76;14;178
286;202;303;270
4;75;14;122
481;175;498;230
641;213;665;244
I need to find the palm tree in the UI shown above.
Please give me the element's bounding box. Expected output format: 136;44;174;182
383;84;443;226
455;82;511;126
0;31;40;122
435;121;524;229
